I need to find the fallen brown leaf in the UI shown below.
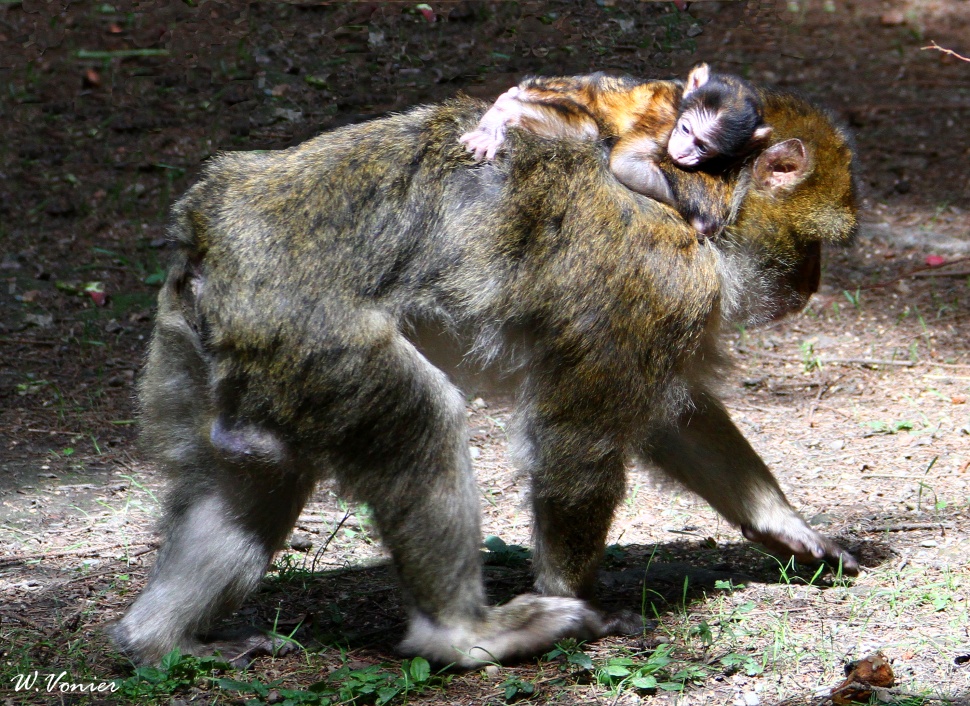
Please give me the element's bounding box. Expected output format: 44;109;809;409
832;651;895;705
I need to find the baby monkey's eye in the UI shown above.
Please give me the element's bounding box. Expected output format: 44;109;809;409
694;140;708;155
679;121;692;135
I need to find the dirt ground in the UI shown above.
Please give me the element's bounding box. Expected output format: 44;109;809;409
0;1;968;704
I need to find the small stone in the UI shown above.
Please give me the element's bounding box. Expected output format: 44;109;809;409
809;513;834;527
290;534;313;551
880;10;905;25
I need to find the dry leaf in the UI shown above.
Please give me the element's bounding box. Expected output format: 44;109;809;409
832;651;895;705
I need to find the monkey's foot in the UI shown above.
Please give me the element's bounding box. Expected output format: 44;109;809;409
601;609;651;635
741;524;859;576
109;621;297;668
401;594;621;668
459;87;521;162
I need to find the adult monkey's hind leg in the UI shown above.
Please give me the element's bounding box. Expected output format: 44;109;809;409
329;331;614;667
109;273;318;666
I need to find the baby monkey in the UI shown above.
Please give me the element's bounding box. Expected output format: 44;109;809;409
460;64;772;236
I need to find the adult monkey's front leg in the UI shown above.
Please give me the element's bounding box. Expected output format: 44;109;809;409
644;390;859;575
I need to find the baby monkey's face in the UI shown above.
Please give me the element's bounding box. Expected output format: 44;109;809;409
668;63;771;170
667;107;722;167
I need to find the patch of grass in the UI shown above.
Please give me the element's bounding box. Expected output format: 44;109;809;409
864;419;916;434
482;535;531;567
801;340;822;372
218;655;446;705
114;649;229;700
843;287;863;311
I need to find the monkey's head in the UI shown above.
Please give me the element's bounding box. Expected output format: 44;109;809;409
725;92;857;322
668;63;773;168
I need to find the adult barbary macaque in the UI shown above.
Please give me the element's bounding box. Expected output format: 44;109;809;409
110;88;858;668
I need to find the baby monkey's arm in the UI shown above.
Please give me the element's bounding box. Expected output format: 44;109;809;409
461;75;682;208
460;74;679;164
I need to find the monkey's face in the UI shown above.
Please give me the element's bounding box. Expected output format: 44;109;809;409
667;111;716;167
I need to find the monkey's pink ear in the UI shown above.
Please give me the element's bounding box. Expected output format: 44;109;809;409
753;138;811;194
684;63;710;96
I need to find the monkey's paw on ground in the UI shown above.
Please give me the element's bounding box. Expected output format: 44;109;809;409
109;623;297;668
399;595;644;668
740;523;860;576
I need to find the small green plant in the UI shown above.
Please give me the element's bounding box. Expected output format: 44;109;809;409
482;535;531;567
688;620;713;645
800;341;822;372
114;648;229;700
625;481;642;510
864;419;915;435
842;288;862;311
916;457;940;512
218;655;441;705
713;579;743;592
545;639;593;671
720;652;764;677
604;543;628;565
909;341;920;363
499;674;536;702
271;551;315;583
593;644;694;692
765;554;827;588
143;265;167;285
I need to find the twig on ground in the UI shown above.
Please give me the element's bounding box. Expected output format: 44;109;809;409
0;337;60;346
24;428;86;435
741;346;970;372
827;358;915;368
310;510;351;575
814;256;970;301
0;542;156;566
807;375;839;428
921;40;970;63
862;522;953;533
911;268;970;278
0;611;42;631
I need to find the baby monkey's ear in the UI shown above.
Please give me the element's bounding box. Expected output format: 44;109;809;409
750;125;774;146
683;63;710;97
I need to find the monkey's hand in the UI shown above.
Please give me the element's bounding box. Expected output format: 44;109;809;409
459;87;522;162
741;523;860;576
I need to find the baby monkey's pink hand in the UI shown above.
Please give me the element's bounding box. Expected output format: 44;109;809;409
459;87;522;162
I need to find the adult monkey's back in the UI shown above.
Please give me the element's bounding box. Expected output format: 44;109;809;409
110;91;858;667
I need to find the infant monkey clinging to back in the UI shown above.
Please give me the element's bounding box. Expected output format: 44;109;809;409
461;63;772;237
